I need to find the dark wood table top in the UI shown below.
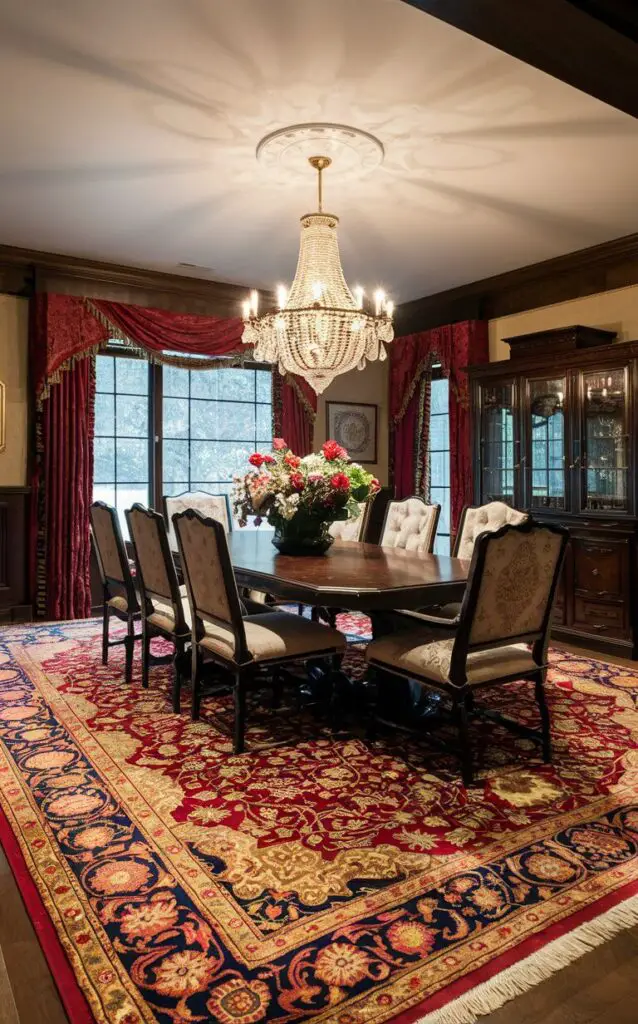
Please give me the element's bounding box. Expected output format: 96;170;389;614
229;532;470;611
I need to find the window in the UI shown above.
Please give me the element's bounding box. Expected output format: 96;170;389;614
93;353;272;534
429;373;451;555
94;353;151;536
162;364;272;503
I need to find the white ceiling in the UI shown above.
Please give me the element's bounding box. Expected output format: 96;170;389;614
1;0;638;303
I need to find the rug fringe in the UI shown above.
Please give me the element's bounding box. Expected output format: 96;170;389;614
417;892;638;1024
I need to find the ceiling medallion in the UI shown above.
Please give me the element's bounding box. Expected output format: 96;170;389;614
243;127;393;395
256;122;385;181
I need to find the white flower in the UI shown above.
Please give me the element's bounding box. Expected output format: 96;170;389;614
301;454;324;472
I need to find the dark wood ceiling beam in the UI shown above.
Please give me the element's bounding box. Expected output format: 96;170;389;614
0;244;273;317
396;232;638;335
402;0;638;119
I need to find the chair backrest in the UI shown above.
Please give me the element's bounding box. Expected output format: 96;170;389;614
164;491;232;552
90;501;138;609
453;501;528;560
125;504;187;633
329;501;371;542
380;497;441;554
449;519;569;684
172;509;248;661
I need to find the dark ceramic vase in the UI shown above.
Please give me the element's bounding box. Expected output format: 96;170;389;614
271;518;334;556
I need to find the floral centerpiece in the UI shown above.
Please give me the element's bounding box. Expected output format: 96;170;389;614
232;438;380;555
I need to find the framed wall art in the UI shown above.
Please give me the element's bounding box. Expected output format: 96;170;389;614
326;401;377;464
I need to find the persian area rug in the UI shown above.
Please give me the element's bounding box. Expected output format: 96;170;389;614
1;619;638;1024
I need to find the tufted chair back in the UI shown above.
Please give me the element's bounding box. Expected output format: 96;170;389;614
380;497;440;555
329;502;369;543
454;502;528;561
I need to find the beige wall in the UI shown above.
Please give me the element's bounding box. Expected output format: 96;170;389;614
489;284;638;362
0;295;29;486
315;359;389;483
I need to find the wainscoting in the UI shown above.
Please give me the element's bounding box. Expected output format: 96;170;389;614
0;487;31;622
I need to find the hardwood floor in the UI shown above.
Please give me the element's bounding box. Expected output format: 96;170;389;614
0;848;66;1024
0;641;635;1023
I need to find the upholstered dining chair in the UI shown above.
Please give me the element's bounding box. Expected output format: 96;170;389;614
173;509;346;753
399;501;530;628
366;519;569;785
125;504;192;712
329;501;372;543
163;491;232;552
380;497;441;554
90;501;141;684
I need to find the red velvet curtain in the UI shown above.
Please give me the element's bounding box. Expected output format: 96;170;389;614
390;321;489;535
91;299;244;359
30;293;317;618
33;294;247;401
273;375;315;456
34;358;95;619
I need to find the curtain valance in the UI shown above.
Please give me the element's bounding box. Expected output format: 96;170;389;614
390;321;488;424
31;292;317;422
389;321;489;534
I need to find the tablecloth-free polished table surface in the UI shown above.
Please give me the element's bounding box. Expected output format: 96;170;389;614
229;532;469;612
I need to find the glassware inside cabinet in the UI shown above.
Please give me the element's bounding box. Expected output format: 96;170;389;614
529;377;566;510
480;382;516;503
582;367;629;512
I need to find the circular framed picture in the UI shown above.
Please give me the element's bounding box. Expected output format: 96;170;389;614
326;402;377;463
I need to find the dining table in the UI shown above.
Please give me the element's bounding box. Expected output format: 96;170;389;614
229;530;470;613
229;531;470;726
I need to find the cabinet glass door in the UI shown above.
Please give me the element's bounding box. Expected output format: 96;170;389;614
581;367;629;512
479;381;517;504
528;376;567;510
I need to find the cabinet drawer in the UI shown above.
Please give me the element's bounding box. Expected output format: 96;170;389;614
572;538;628;598
573;597;628;639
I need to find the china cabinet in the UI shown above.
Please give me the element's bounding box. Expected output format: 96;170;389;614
469;326;638;658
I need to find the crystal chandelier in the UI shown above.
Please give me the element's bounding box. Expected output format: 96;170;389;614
242;155;394;394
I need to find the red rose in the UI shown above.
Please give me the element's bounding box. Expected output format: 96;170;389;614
273;438;288;451
322;440;348;461
248;453;264;468
330;472;350;491
285;453;301;469
262;454;275;465
290;472;305;491
371;477;381;492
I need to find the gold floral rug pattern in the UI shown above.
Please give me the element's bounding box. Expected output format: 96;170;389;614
0;619;637;1024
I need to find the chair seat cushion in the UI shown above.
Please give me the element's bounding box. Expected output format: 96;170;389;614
199;611;346;664
107;595;130;614
367;629;536;687
146;586;191;634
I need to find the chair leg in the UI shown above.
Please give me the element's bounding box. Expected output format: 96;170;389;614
453;694;473;786
124;617;135;684
366;666;378;742
191;644;202;721
234;671;246;755
102;604;110;665
141;625;150;690
172;640;183;714
534;670;552;763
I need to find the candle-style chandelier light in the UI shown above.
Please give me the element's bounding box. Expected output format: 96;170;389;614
242;154;394;394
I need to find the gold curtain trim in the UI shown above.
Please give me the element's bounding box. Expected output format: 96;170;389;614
84;299;255;370
37;341;106;408
283;373;317;423
393;353;468;423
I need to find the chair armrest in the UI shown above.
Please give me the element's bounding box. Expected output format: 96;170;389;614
395;609;461;629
